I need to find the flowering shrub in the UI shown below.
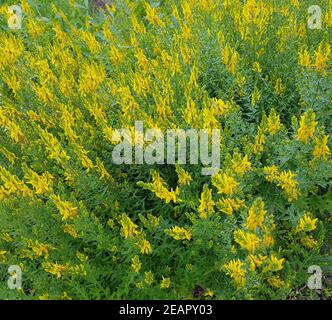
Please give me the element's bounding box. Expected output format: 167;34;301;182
0;0;331;300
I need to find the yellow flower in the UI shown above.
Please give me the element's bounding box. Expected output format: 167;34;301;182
274;78;284;96
234;229;260;252
81;30;100;54
252;61;262;73
78;62;106;96
221;45;239;75
198;184;215;219
267;109;281;135
212;173;238;195
217;197;244;215
138;170;179;204
314;42;331;73
27;240;54;259
276;170;300;202
144;271;154;285
175;166;192;186
300;235;318;249
263;165;279;183
247;254;267;271
145;2;165;27
251;87;261;106
160;277;171;289
51;195;78;221
119;214;138;239
231;153;252;177
223;259;246;288
245;198;267;231
313;135;330;160
131;255;142;273
138;238;153;255
0;146;18;165
63;224;78;238
76;252;88;262
0;250;7;262
0;35;24;69
165;226;192;241
43;262;68;278
253;126;265;154
95;158;111;180
298;47;311;68
131;14;146;34
295;213;318;233
267;276;285;289
38;128;70;164
263;255;285;273
23;166;54;195
296;109;317;143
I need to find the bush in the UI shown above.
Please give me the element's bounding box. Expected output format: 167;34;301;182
0;0;331;300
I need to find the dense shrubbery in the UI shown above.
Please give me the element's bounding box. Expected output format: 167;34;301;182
0;0;331;299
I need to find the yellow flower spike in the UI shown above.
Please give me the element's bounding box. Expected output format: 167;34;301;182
145;2;165;27
138;238;153;255
262;254;285;273
276;170;300;202
78;62;106;97
131;255;142;273
212;172;238;196
23;166;54;195
300;235;318;249
230;153;252;177
63;224;78;238
0;166;33;198
267;276;285;289
43;262;68;278
160;277;171;289
175;165;192;186
223;259;246;288
313;135;330;160
267;109;281;135
26;240;54;260
144;271;154;285
138;170;179;204
50;195;78;221
263;165;280;183
295;213;318;233
296;109;317;143
165;226;192;241
38;127;70;164
251;87;261;106
234;229;260;253
131;15;146;34
0;35;24;70
274;78;284;96
217;197;244;215
247;254;267;271
314;42;331;73
198;184;215;219
0;250;7;262
253;126;266;154
119;214;138;239
221;45;240;75
0;147;18;165
95;158;111;180
245;198;267;231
